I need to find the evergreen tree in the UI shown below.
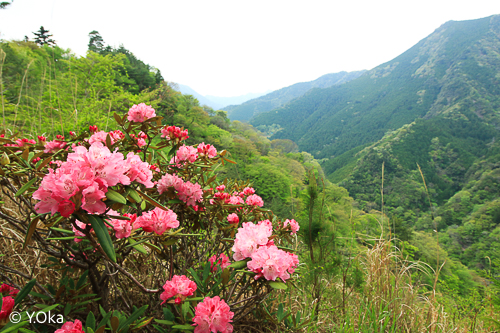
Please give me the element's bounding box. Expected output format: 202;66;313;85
33;26;56;46
88;30;105;53
0;1;13;9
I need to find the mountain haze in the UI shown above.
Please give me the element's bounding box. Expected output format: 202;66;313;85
175;84;268;110
224;71;366;121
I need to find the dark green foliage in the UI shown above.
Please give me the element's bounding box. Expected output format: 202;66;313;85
33;26;56;46
88;30;105;53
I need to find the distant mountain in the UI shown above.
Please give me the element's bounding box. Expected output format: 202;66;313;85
248;15;500;272
176;84;223;110
251;15;500;160
206;91;271;109
175;84;270;110
224;71;366;121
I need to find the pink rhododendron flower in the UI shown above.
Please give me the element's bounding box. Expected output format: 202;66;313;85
208;253;230;272
231;221;273;261
216;185;225;192
157;173;184;194
227;213;239;224
177;181;203;207
54;319;84;333
247;245;299;281
174;145;198;164
44;139;67;153
125;152;154;188
88;131;112;145
107;211;133;239
72;220;90;243
284;219;300;235
81;183;107;214
0;296;15;323
0;284;18;297
57;200;75;217
160;275;197;304
192;296;234;333
89;125;98;133
243;187;255;195
134;207;179;235
227;195;243;205
127;103;156;122
37;135;47;143
245;194;264;207
161;125;189;141
197;142;217;158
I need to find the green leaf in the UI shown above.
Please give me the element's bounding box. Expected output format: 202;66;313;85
76;270;89;289
228;260;249;270
154;319;173;325
105;189;127;204
202;262;211;286
88;215;116;262
181;301;190;321
172;325;194;330
187;268;204;292
14;278;36;306
64;303;72;316
128;238;147;254
49;227;74;234
163;307;175;321
15;178;37;197
127;189;142;203
0;321;29;333
86;311;96;331
269;281;288;290
118;305;148;332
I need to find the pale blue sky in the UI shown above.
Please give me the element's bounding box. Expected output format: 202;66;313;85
1;0;500;97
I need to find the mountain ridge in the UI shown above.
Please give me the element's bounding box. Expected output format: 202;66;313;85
223;70;366;121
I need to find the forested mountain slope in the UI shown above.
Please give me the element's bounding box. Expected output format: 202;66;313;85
251;15;500;160
224;70;365;121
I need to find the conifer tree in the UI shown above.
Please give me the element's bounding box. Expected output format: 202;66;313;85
33;26;56;46
0;1;13;9
88;30;105;53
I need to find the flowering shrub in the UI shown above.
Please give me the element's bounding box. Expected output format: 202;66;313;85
193;296;234;333
0;103;300;332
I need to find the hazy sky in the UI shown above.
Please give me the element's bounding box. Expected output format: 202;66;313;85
1;0;500;97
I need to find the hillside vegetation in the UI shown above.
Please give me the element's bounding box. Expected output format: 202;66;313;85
1;24;500;332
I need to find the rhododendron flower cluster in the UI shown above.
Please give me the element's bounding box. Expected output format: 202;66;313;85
127;103;156;122
247;245;299;281
245;194;264;207
5;138;36;148
192;296;234;333
208;253;230;272
129;131;147;147
33;142;154;216
197;142;217;158
227;213;239;224
134;207;179;235
160;275;197;304
161;125;189;141
171;145;198;165
0;283;19;297
232;220;299;281
88;130;125;145
44;139;67;154
54;319;84;333
157;173;203;207
232;220;273;261
0;296;15;323
283;219;300;235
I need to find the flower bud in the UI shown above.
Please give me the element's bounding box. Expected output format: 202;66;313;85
0;152;10;165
